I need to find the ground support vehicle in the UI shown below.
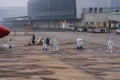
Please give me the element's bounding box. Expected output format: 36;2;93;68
116;28;120;34
87;27;108;33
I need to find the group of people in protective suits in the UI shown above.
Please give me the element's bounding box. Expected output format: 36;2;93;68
31;33;113;53
77;37;113;53
31;34;59;51
13;33;111;53
42;37;59;51
76;37;113;53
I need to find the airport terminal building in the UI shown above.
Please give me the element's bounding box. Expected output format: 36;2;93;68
27;0;120;29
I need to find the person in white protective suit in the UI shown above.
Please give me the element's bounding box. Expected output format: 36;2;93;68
53;38;59;51
107;38;113;53
37;36;41;44
77;37;83;49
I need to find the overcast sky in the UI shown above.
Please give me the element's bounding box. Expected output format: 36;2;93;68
0;0;28;7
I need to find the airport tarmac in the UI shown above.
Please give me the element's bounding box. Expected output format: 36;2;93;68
0;31;120;80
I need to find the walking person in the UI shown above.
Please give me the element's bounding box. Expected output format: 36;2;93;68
107;38;113;53
53;38;59;51
45;37;50;45
32;33;35;40
42;38;48;51
8;38;12;49
37;36;41;45
31;33;35;45
77;37;84;49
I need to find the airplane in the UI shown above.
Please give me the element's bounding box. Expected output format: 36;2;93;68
0;25;10;38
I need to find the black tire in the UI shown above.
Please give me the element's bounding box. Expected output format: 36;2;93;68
116;32;118;35
101;29;105;33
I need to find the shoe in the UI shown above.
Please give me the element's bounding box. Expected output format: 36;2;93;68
110;50;113;53
45;48;48;50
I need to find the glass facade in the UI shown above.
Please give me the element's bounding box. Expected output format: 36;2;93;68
28;0;76;20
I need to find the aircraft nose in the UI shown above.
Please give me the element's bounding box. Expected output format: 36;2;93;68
4;28;10;35
0;26;10;38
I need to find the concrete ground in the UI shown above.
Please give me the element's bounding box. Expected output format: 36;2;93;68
0;31;120;80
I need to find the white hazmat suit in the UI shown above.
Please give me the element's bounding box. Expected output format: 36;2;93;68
107;38;113;53
77;37;83;49
53;38;59;51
